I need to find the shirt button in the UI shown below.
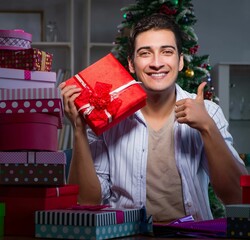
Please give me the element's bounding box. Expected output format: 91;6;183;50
141;175;143;179
187;202;192;207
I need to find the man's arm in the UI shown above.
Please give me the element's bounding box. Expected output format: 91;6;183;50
175;82;248;204
59;82;102;204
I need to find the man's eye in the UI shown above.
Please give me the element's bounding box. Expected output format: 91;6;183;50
163;50;174;55
139;51;150;57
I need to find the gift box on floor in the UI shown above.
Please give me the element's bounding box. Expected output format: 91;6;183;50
0;29;32;50
240;175;250;204
226;204;250;239
0;67;56;88
0;151;66;186
0;184;79;236
0;203;5;237
0;48;53;71
35;206;151;239
0;113;59;151
65;53;147;135
0;87;64;128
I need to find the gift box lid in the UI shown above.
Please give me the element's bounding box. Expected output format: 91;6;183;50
225;204;250;218
0;151;66;165
240;175;250;187
0;184;79;198
0;87;60;100
0;29;32;41
35;206;145;226
0;203;5;216
0;29;32;50
0;67;56;82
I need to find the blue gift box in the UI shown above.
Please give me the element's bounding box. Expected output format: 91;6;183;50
35;206;152;239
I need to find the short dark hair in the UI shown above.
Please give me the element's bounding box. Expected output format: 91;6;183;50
128;13;183;60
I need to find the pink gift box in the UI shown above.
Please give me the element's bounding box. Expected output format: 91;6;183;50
0;67;56;88
0;87;63;128
0;113;59;151
0;151;66;186
0;29;32;50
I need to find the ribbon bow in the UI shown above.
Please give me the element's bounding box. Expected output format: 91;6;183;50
75;81;122;124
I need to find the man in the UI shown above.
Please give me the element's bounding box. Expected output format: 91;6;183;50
59;13;247;222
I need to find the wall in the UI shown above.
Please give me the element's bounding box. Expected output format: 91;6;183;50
192;0;250;67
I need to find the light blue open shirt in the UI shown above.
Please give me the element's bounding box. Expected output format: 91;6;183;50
86;84;244;220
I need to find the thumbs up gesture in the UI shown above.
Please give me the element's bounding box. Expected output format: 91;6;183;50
175;82;212;131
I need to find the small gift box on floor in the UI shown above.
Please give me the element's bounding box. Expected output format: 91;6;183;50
0;48;53;71
0;203;5;237
0;184;79;237
0;67;56;88
35;205;152;239
65;53;147;135
0;151;66;186
241;175;250;204
226;204;250;239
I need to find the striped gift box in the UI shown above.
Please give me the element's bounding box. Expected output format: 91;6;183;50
35;207;150;240
35;208;143;226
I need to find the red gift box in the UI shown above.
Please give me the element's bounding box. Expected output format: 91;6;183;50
0;48;53;71
65;53;147;135
0;29;32;50
0;151;66;186
240;175;250;204
0;184;79;236
0;113;59;151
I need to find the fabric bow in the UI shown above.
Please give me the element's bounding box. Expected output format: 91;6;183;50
75;81;122;123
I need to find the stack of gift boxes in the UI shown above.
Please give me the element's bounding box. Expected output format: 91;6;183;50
0;29;79;237
0;30;151;239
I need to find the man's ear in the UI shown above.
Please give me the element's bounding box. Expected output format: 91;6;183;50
179;53;184;71
127;57;135;74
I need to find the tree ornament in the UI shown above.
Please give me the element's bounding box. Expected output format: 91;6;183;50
185;68;194;78
170;0;179;6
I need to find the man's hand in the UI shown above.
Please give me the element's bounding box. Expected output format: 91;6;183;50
175;82;212;132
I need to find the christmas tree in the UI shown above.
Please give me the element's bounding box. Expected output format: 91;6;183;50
112;0;216;101
112;0;224;218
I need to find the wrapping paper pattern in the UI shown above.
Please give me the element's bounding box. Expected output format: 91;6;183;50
0;48;53;71
0;151;66;185
0;29;32;50
35;222;142;240
0;88;63;128
226;204;250;238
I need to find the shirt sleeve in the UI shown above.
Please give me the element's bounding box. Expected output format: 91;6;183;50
87;128;111;202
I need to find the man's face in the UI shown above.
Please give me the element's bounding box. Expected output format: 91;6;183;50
128;29;183;92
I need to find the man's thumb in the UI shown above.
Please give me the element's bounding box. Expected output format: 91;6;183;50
196;82;207;101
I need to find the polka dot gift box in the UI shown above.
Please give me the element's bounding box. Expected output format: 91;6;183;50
0;151;66;186
35;206;152;239
226;204;250;238
0;87;63;151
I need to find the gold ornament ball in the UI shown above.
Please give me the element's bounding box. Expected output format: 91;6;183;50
185;69;194;78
